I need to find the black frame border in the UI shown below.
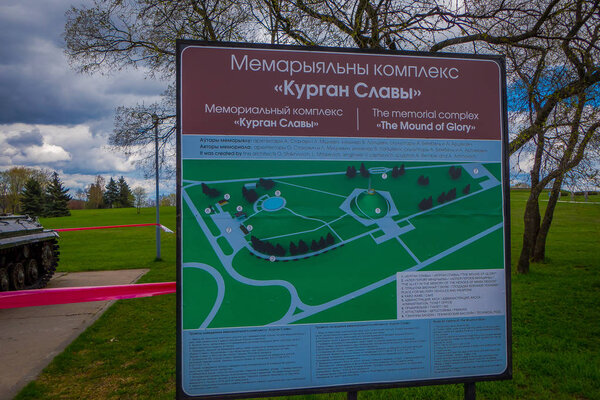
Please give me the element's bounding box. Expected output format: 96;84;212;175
176;40;512;400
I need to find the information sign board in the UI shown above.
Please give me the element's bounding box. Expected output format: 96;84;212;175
177;41;511;399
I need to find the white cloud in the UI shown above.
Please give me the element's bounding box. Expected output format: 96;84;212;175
23;143;71;163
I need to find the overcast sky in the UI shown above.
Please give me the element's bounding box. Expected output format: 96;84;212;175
0;0;170;196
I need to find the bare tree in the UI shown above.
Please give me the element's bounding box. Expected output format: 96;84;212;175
64;0;600;273
0;167;52;214
65;0;258;177
86;175;106;209
132;186;148;213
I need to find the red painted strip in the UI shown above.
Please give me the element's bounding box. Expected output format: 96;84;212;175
0;282;176;309
54;223;159;232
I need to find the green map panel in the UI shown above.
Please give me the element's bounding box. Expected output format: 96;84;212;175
182;159;505;328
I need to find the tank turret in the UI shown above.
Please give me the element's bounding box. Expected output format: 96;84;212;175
0;215;59;291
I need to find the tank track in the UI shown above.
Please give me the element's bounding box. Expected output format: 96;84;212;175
0;238;59;291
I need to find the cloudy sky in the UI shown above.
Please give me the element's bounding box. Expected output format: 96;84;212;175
0;0;169;196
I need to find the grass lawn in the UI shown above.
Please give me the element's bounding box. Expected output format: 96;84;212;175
16;193;600;399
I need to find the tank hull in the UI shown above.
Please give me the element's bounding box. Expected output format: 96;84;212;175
0;216;59;291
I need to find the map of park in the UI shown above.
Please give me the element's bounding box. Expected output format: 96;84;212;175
182;160;504;330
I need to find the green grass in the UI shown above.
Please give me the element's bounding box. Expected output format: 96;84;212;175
39;207;176;272
16;192;600;400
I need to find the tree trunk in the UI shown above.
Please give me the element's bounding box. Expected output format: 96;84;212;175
532;176;564;262
517;189;542;274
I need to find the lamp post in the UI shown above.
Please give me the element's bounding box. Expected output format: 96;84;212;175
153;114;161;261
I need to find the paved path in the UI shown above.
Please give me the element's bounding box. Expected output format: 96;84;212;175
0;269;148;400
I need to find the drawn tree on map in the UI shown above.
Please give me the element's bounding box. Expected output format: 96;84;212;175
346;166;357;178
318;237;326;249
289;241;298;256
437;192;446;204
259;178;275;190
360;163;369;178
297;240;309;254
449;166;462;179
419;196;433;210
242;186;258;203
447;188;456;201
463;184;471;194
275;244;286;257
326;233;335;245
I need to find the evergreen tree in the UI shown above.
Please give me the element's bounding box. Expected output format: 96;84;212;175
45;172;71;217
117;176;133;207
20;178;45;217
103;177;119;208
399;164;405;176
391;166;399;178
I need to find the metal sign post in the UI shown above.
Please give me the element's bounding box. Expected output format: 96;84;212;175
154;114;161;261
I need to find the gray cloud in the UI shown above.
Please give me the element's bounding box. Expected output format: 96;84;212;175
0;0;174;195
6;128;44;148
0;0;166;125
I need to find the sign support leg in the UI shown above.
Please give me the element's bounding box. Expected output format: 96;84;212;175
464;382;476;400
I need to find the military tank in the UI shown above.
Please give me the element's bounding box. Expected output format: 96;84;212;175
0;215;59;291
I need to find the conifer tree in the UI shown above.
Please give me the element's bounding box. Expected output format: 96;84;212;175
103;177;119;208
21;178;45;217
117;176;134;207
45;172;71;217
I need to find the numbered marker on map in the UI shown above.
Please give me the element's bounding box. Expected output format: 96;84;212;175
382;173;387;179
224;193;230;200
247;225;253;231
269;255;276;262
275;190;281;196
375;208;381;214
236;205;243;212
225;227;232;234
204;207;211;214
474;168;479;174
